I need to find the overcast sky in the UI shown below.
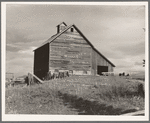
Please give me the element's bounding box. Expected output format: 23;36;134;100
6;3;146;77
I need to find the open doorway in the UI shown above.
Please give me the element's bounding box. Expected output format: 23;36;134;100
97;66;108;75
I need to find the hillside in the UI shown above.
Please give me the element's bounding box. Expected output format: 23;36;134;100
6;75;145;115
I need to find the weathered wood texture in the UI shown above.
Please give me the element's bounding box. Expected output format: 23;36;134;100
34;24;114;77
34;43;49;79
91;49;113;75
49;27;92;75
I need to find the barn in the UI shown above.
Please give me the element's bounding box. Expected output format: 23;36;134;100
33;22;115;79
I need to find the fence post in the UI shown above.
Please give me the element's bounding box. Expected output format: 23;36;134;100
28;73;31;86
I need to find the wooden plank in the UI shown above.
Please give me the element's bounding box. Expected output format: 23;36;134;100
51;42;89;46
49;30;92;74
59;33;84;39
28;72;44;84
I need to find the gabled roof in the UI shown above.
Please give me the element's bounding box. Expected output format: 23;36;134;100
34;24;73;50
56;22;67;27
72;25;115;67
34;24;115;67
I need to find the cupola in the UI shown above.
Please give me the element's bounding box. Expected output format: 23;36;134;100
56;22;67;33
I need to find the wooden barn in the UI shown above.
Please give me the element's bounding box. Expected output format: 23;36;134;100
33;22;115;79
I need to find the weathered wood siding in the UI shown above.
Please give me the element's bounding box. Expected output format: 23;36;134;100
91;49;113;75
34;43;49;79
49;26;92;75
91;49;97;75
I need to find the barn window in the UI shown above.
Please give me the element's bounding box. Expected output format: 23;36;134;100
71;28;74;32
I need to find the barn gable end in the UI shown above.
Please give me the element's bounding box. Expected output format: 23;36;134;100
49;25;92;75
34;22;115;78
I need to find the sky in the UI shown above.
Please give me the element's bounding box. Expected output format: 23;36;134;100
6;3;146;77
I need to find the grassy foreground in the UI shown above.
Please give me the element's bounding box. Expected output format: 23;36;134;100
5;76;145;115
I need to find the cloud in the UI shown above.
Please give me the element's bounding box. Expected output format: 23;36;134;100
6;45;21;52
18;47;36;55
6;28;46;53
98;49;124;60
135;61;142;66
112;54;145;73
6;25;50;47
6;58;33;77
113;41;145;56
6;45;36;77
6;51;34;77
5;4;146;76
6;30;28;44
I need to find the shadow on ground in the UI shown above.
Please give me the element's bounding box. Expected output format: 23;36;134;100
58;91;137;115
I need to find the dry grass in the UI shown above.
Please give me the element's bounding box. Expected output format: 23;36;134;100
5;75;145;115
6;84;78;114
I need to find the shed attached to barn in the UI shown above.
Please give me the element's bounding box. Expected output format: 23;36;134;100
33;22;115;79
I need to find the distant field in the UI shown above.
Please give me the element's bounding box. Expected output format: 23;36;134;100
5;75;145;115
131;75;145;81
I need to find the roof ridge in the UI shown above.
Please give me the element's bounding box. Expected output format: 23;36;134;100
48;24;73;43
34;24;74;50
72;25;115;67
56;22;67;27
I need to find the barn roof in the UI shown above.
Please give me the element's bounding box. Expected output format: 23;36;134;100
34;23;115;67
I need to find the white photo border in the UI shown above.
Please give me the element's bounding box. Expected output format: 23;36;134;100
1;1;149;121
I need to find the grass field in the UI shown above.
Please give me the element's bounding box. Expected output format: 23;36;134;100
5;75;145;115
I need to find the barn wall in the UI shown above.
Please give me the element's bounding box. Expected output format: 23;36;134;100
91;49;97;75
96;51;113;72
49;26;92;75
34;43;49;79
91;49;114;75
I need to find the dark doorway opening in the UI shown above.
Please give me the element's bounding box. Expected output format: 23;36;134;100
34;43;49;80
97;66;108;75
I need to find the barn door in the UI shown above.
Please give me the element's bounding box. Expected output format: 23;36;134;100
97;66;108;75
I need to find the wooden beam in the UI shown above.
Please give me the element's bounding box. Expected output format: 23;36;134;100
28;72;44;84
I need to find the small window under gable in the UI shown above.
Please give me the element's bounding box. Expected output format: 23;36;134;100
71;28;74;32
